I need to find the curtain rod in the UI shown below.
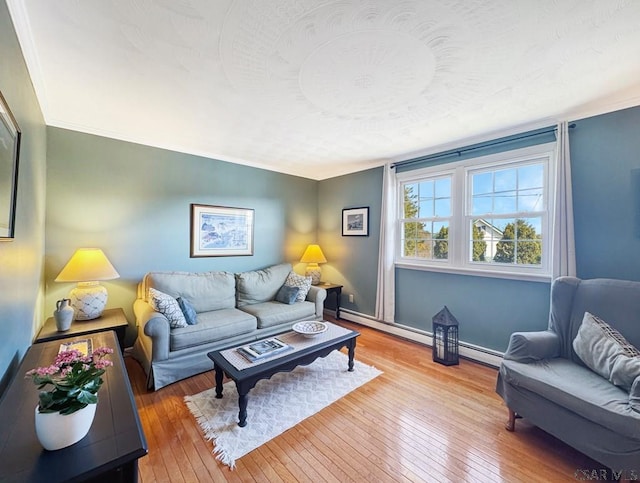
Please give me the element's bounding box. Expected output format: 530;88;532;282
391;123;576;169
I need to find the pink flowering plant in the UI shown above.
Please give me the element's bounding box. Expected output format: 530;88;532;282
26;347;114;415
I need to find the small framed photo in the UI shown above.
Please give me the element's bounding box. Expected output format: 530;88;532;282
191;204;254;257
342;207;369;236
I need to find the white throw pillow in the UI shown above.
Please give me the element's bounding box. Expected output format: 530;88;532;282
149;287;188;328
284;271;312;302
572;312;640;391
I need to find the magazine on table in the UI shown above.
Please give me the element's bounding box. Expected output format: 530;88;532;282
237;337;292;362
58;338;93;356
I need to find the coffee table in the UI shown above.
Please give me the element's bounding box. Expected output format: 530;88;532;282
208;323;360;427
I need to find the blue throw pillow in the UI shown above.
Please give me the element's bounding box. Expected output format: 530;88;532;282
275;285;300;305
177;297;198;325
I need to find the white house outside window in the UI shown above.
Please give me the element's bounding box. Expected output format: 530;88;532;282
396;143;556;281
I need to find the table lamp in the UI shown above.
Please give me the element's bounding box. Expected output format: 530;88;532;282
300;244;327;285
55;248;120;320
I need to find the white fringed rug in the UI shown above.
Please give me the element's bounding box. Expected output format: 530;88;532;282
184;350;382;469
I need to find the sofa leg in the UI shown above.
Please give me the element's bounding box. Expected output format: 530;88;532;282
505;408;517;431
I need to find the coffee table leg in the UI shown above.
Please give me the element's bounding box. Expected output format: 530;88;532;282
214;363;224;399
238;393;248;427
347;339;355;372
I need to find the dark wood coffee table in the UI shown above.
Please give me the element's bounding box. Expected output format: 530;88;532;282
208;327;360;427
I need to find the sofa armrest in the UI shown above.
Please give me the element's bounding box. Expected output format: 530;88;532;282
134;299;171;362
504;330;561;363
306;286;327;318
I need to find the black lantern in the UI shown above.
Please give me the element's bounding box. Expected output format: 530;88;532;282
432;306;459;366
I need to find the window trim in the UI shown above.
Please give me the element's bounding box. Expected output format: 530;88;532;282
395;143;556;282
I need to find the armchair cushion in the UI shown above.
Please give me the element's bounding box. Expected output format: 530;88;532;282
573;312;640;391
500;358;640;439
631;376;640;413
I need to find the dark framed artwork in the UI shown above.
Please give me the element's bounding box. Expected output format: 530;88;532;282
190;204;254;257
0;90;21;240
342;207;369;236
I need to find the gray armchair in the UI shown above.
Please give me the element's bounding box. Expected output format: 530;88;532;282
496;276;640;471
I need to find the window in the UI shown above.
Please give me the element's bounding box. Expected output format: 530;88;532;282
396;143;556;280
400;176;452;260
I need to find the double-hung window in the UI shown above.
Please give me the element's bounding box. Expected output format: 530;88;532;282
397;143;556;281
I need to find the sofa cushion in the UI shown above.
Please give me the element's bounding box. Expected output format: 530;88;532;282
500;358;640;438
573;312;640;391
275;285;300;305
284;271;312;302
239;300;316;329
236;263;291;307
149;288;187;328
177;297;198;325
169;308;257;351
145;271;236;312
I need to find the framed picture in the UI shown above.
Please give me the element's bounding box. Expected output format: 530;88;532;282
190;204;254;257
342;207;369;236
0;90;21;240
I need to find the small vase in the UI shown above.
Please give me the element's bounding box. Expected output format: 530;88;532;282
34;403;97;451
54;298;74;332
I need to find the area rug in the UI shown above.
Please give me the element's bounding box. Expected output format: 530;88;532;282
184;350;382;469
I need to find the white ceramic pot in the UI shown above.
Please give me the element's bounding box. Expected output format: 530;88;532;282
53;298;74;332
34;403;97;451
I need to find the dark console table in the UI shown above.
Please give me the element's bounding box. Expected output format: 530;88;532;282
0;331;147;482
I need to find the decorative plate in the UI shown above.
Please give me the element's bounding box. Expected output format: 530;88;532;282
292;321;328;338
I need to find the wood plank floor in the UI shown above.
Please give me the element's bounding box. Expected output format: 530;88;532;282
125;318;607;482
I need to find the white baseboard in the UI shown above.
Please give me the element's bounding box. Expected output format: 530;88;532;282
327;308;504;368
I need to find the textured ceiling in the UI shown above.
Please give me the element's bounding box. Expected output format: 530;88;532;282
7;0;640;180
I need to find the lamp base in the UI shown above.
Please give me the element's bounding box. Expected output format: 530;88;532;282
69;282;107;320
305;265;322;285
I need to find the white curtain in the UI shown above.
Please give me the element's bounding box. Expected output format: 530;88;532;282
551;122;576;279
375;164;397;323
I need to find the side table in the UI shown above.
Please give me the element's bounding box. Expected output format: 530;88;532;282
0;331;148;482
320;283;343;319
35;307;128;350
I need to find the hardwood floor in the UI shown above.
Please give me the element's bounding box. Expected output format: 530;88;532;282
125;318;606;482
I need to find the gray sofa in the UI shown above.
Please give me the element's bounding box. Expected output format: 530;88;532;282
496;276;640;470
132;263;326;390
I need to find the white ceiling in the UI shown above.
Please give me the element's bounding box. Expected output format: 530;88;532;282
7;0;640;180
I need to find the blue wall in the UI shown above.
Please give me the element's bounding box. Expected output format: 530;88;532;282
570;107;640;281
0;2;47;394
320;106;640;352
45;128;319;346
318;167;383;316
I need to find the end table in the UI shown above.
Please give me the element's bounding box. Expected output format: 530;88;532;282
35;307;128;350
320;283;343;319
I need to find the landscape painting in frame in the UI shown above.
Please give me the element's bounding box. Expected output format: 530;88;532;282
0;90;21;239
190;204;254;257
342;207;369;236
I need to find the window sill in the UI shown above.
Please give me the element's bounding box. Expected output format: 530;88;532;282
394;261;552;283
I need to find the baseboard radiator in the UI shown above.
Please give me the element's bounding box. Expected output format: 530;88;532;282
327;308;504;368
